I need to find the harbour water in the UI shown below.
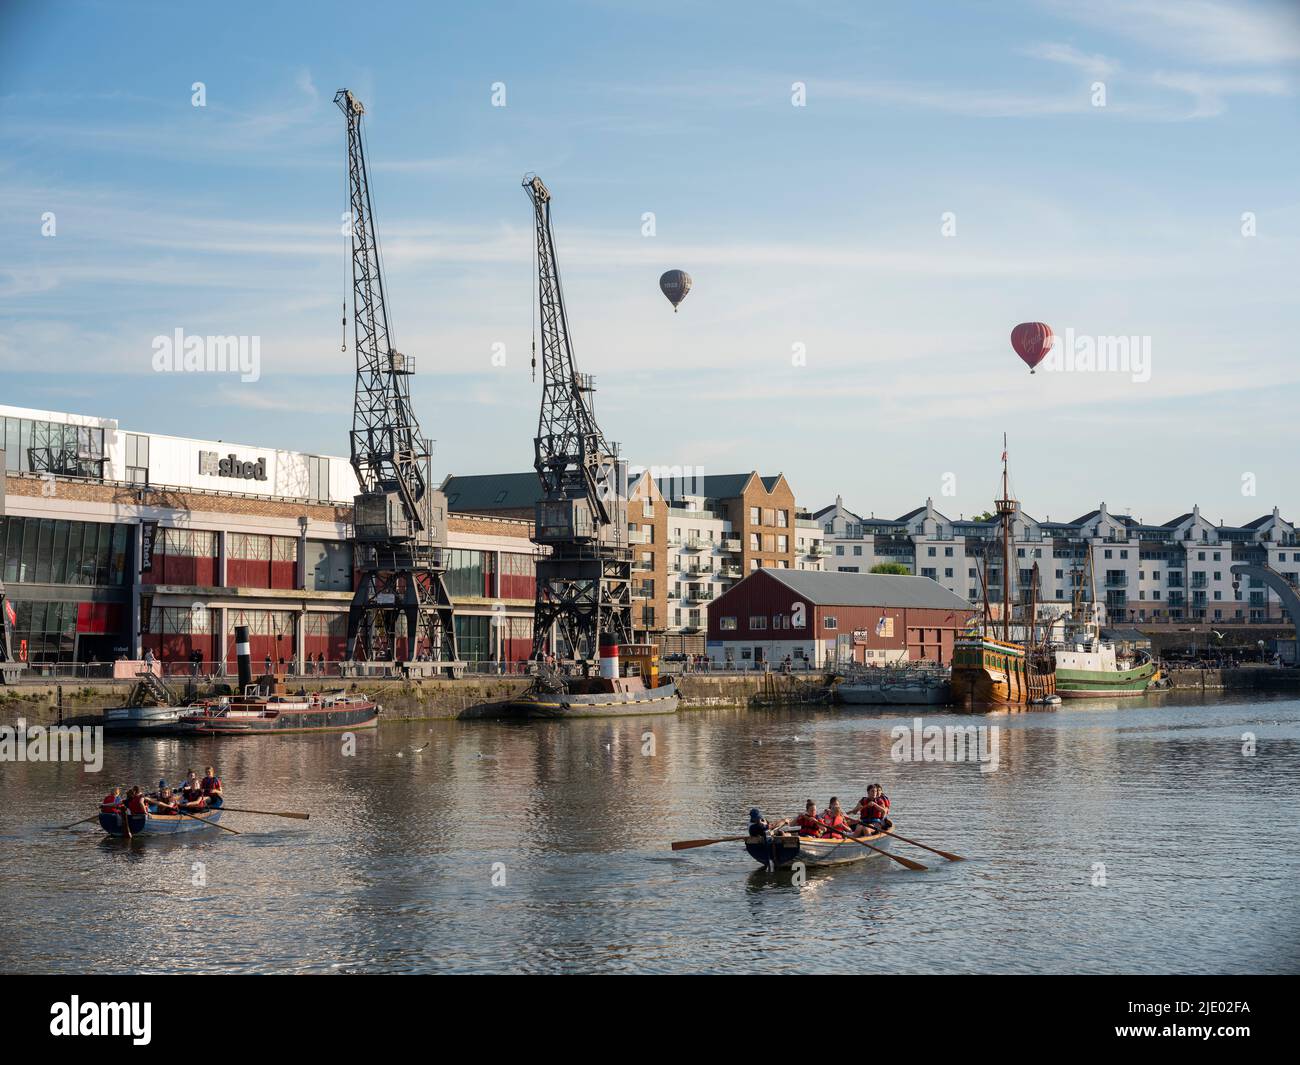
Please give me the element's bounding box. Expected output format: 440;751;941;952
2;692;1298;974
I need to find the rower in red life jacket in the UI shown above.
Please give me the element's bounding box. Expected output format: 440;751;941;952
178;769;208;811
850;784;893;835
100;786;123;813
821;797;849;839
120;786;150;837
777;799;827;838
125;787;150;817
200;765;223;806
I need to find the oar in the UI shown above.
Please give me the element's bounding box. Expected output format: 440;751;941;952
881;829;964;862
841;832;927;871
217;806;309;820
59;814;102;830
671;835;752;851
161;805;241;835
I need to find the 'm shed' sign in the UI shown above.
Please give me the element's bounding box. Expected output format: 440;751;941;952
198;451;267;482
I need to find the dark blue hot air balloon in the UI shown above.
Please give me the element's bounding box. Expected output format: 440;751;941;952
659;269;692;312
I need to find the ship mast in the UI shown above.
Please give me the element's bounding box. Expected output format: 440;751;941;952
995;433;1017;642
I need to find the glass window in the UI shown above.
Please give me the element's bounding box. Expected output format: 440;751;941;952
34;519;54;583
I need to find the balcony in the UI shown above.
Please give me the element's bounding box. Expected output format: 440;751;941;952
685;536;710;551
627;529;652;545
722;538;742;552
632;560;654;572
719;566;741;579
807;544;827;557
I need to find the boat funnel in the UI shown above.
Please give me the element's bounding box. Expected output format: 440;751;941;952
235;624;252;690
599;634;620;680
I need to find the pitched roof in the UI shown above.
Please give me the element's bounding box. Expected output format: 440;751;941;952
441;471;541;512
657;472;786;501
757;568;974;610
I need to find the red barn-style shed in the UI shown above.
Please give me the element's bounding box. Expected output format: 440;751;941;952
706;569;975;669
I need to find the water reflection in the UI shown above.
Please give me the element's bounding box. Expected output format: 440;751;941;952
2;693;1298;973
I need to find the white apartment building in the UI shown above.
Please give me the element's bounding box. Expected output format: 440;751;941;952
815;496;1299;626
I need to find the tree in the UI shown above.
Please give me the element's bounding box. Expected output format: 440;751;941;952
870;562;910;575
971;510;996;522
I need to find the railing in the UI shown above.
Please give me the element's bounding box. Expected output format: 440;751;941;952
722;539;742;552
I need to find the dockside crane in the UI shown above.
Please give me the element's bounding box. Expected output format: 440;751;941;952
523;174;632;664
337;89;459;674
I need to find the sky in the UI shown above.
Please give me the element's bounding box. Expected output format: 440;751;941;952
2;0;1298;526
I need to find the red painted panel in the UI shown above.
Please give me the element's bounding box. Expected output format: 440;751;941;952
270;561;297;589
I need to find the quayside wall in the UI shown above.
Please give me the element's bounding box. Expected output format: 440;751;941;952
0;673;829;725
4;669;1297;726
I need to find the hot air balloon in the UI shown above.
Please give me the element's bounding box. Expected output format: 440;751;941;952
1010;321;1054;373
659;269;692;312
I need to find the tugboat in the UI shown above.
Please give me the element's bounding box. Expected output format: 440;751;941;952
508;636;679;718
950;439;1057;707
178;625;380;734
1053;559;1158;697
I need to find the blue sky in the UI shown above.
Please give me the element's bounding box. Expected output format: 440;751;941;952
2;0;1298;524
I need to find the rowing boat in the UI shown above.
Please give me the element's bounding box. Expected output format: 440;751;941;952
746;828;891;869
98;802;224;837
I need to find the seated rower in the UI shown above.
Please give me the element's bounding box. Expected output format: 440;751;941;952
123;786;150;837
180;769;203;804
780;799;827;838
850;784;893;835
821;797;849;839
100;786;124;813
747;807;771;838
101;786;126;832
200;765;223;806
153;787;180;814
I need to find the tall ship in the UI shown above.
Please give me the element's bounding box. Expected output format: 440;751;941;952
950;441;1057;706
1053;555;1158;698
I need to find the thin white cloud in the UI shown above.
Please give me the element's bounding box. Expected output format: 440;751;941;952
1046;0;1300;66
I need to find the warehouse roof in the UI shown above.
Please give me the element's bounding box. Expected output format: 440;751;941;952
441;471;540;512
759;568;974;610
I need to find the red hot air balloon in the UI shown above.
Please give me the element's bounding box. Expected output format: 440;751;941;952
1010;322;1054;374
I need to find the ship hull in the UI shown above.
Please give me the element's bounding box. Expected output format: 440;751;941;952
508;681;679;718
181;701;379;734
951;636;1055;706
838;683;950;706
1055;661;1157;697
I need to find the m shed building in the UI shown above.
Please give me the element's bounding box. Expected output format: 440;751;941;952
706;569;975;669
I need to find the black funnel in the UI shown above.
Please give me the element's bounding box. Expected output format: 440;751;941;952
235;624;252;691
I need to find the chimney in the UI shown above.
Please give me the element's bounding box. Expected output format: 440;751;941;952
235;624;252;692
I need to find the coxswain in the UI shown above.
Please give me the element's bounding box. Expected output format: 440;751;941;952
200;765;223;806
747;808;771;838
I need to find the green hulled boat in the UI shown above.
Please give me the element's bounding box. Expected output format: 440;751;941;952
1054;635;1157;697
